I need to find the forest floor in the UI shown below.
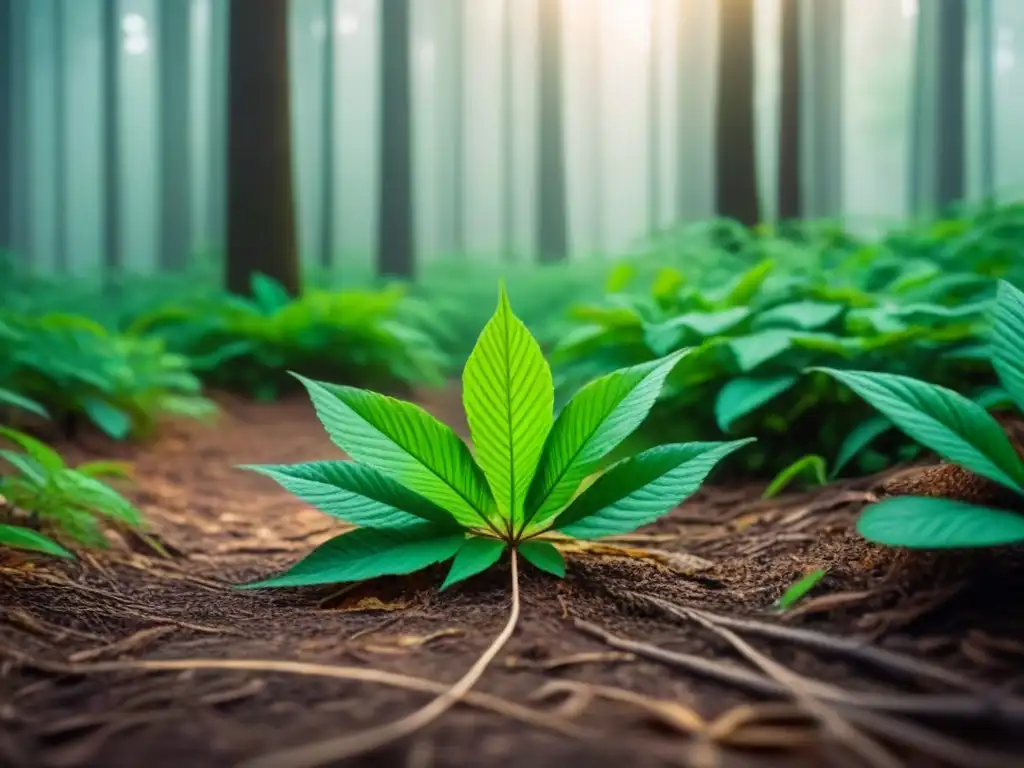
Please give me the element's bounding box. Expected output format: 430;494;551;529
3;389;1024;768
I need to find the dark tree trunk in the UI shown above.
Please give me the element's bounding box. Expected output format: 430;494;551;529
935;0;967;209
776;0;802;221
101;0;121;279
225;0;299;296
714;0;759;226
0;0;11;253
319;0;336;269
536;0;568;263
377;0;415;278
158;0;192;271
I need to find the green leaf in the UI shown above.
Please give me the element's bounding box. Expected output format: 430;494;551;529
727;330;793;372
462;285;553;528
753;302;843;331
992;280;1024;410
775;569;828;611
74;460;134;479
81;398;132;440
857;496;1024;549
0;427;65;472
441;536;506;590
0;388;50;419
524;351;688;530
239;523;465;589
831;416;892;478
717;259;774;306
643;308;749;355
240;461;458;529
714;375;798;432
250;272;293;314
762;455;827;499
296;375;498;531
55;471;143;526
0;524;74;558
552;440;754;539
0;450;46;485
813;368;1024;493
974;387;1013;411
517;540;565;577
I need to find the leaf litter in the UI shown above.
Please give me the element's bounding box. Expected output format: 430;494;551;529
3;393;1024;766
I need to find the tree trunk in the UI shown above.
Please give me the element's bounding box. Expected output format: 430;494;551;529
935;0;966;209
714;0;759;226
501;0;515;260
158;0;192;271
449;0;465;255
648;0;661;235
101;0;121;280
377;0;415;278
225;0;299;296
536;0;568;263
776;0;802;221
54;0;67;272
0;0;11;254
978;0;995;201
320;0;337;269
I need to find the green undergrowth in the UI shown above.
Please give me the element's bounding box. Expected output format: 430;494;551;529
552;203;1024;481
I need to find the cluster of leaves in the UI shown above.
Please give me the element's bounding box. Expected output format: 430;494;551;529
241;287;753;590
0;427;143;558
816;281;1024;550
0;310;215;440
552;222;1018;483
128;273;451;400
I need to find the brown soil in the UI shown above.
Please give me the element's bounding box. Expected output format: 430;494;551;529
3;390;1024;768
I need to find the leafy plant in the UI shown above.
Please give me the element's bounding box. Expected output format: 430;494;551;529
241;285;753;589
128;273;450;400
235;284;753;764
815;280;1024;549
0;310;215;439
762;454;828;499
551;229;1011;479
0;427;144;557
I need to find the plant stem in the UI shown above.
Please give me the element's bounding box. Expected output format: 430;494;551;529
239;551;523;768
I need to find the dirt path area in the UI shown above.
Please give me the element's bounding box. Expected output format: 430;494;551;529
3;390;1024;768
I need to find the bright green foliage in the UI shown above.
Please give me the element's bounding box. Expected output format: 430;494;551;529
462;286;553;529
518;540;565;577
0;427;144;558
0;310;215;440
762;454;828;499
820;280;1024;549
442;537;507;590
552;211;1023;479
242;286;753;590
857;497;1024;549
775;569;827;611
129;274;449;399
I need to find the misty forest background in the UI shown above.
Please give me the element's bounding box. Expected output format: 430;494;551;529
0;0;1022;293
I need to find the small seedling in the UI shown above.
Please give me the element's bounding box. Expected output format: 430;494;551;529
238;284;753;766
762;454;828;499
774;569;828;611
813;280;1024;549
0;427;143;558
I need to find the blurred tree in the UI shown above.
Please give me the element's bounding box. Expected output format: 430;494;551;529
378;0;414;277
158;0;192;271
101;0;121;278
648;0;661;235
0;0;10;253
501;0;515;259
776;0;802;221
319;0;337;269
910;0;966;214
226;0;299;296
537;0;568;262
978;0;995;200
715;0;760;226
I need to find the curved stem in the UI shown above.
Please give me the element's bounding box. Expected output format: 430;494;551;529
240;551;522;768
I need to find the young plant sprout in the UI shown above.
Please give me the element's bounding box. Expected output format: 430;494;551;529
238;284;753;767
813;280;1024;549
